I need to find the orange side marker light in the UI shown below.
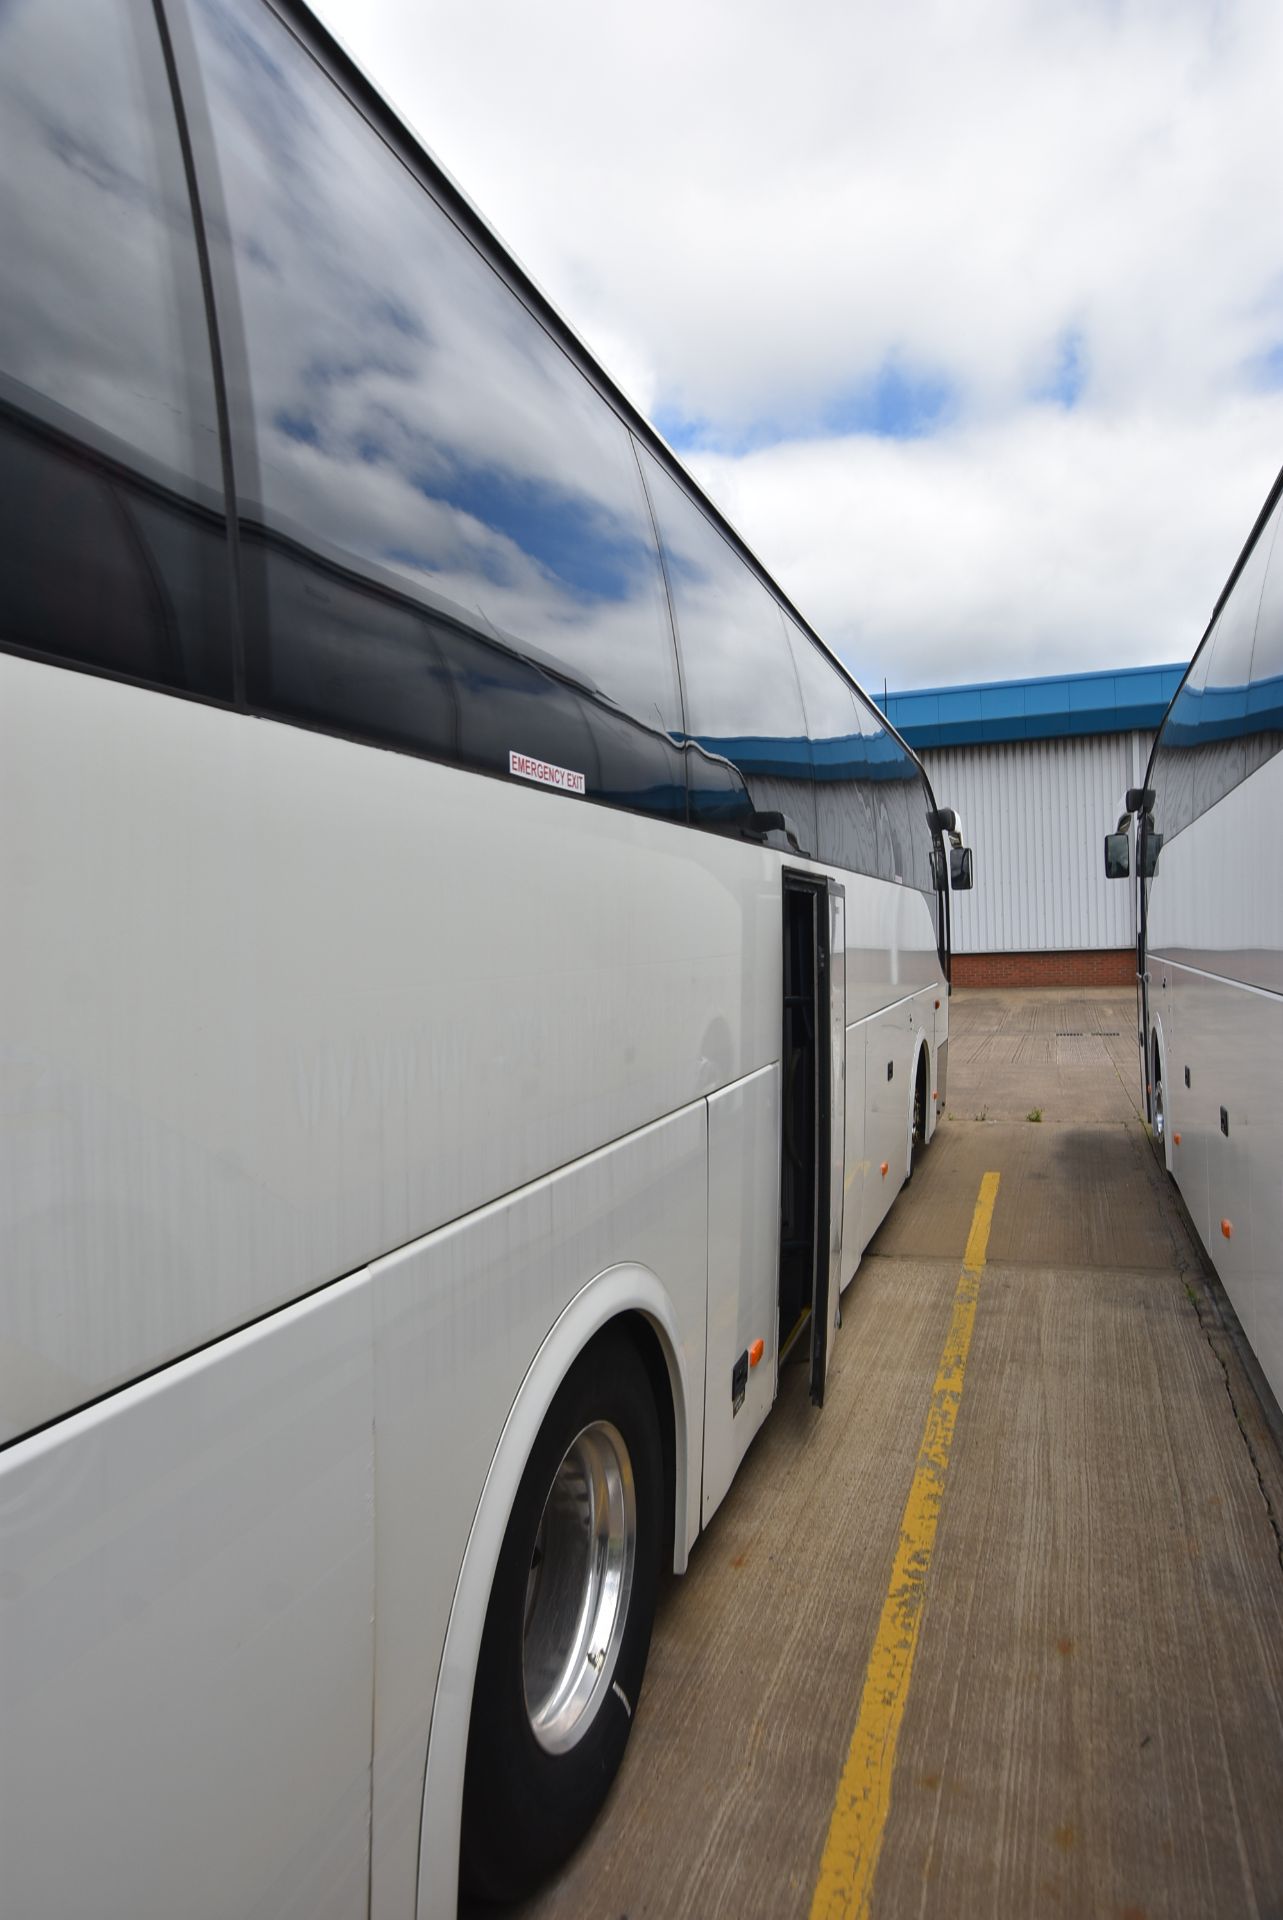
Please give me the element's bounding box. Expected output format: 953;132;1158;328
1221;1219;1233;1239
1173;1133;1181;1146
748;1338;765;1369
881;1161;889;1177
934;998;941;1010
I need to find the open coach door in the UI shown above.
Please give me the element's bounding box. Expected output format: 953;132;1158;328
780;873;847;1408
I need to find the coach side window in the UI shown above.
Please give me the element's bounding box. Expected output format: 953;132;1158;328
193;0;686;821
783;619;877;874
848;700;927;889
1189;527;1270;817
1245;500;1283;777
637;450;818;855
1154;511;1277;837
1152;641;1209;843
0;0;232;696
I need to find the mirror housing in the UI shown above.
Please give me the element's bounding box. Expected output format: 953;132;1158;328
1104;832;1130;879
949;845;974;891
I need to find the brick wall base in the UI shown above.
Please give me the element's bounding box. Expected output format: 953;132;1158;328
952;948;1136;988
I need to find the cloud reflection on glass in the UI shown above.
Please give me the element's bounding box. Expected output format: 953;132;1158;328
196;0;694;817
0;0;231;695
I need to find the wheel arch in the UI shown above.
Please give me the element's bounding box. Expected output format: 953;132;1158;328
414;1263;695;1920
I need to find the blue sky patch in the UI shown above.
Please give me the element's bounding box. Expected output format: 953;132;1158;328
823;363;955;438
1255;342;1283;389
654;360;955;454
1038;328;1086;408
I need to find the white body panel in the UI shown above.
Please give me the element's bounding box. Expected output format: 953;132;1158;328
703;1066;781;1525
1145;749;1283;1403
0;1274;377;1920
0;655;778;1439
0;657;948;1918
841;1015;870;1287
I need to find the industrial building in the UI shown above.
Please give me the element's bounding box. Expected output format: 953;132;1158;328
879;662;1186;986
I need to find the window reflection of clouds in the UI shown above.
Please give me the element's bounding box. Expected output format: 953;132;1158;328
784;617;875;874
634;447;819;848
0;0;230;696
1246;504;1283;772
1248;504;1283;689
640;449;806;743
196;0;679;731
0;0;220;488
1155;506;1280;835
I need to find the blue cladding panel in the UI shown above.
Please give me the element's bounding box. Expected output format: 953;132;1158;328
878;663;1187;746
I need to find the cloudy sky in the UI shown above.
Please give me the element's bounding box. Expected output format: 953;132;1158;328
313;0;1283;692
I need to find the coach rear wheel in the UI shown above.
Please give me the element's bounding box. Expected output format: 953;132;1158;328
460;1330;663;1905
1152;1042;1172;1176
907;1054;928;1182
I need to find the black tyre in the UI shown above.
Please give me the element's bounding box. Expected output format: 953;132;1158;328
460;1329;663;1905
906;1054;928;1182
1152;1042;1172;1179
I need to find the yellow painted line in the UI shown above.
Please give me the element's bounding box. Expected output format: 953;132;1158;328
809;1170;1001;1920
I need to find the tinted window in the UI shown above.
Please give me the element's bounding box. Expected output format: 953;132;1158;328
194;0;685;819
0;0;230;695
783;620;877;873
1246;500;1283;776
1191;527;1270;816
638;449;816;854
1151;641;1210;842
1153;513;1273;838
852;698;933;890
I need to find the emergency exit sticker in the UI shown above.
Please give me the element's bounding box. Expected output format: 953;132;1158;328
509;751;586;795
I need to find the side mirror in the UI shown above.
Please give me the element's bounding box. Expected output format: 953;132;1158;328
930;846;945;891
1141;830;1163;878
1104;832;1130;879
949;845;974;891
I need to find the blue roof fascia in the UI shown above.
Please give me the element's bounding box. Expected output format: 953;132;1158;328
876;663;1187;747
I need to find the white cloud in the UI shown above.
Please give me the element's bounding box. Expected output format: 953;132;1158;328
311;0;1283;686
690;398;1283;686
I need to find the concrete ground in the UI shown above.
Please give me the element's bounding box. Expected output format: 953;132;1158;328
501;990;1283;1920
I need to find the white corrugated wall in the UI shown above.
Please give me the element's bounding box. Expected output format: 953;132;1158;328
920;731;1153;952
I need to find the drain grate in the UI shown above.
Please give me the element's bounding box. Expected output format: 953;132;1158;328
1055;1030;1120;1038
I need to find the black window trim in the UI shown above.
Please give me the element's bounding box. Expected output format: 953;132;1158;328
153;0;245;704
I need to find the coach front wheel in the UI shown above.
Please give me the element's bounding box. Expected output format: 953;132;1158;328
460;1329;662;1904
